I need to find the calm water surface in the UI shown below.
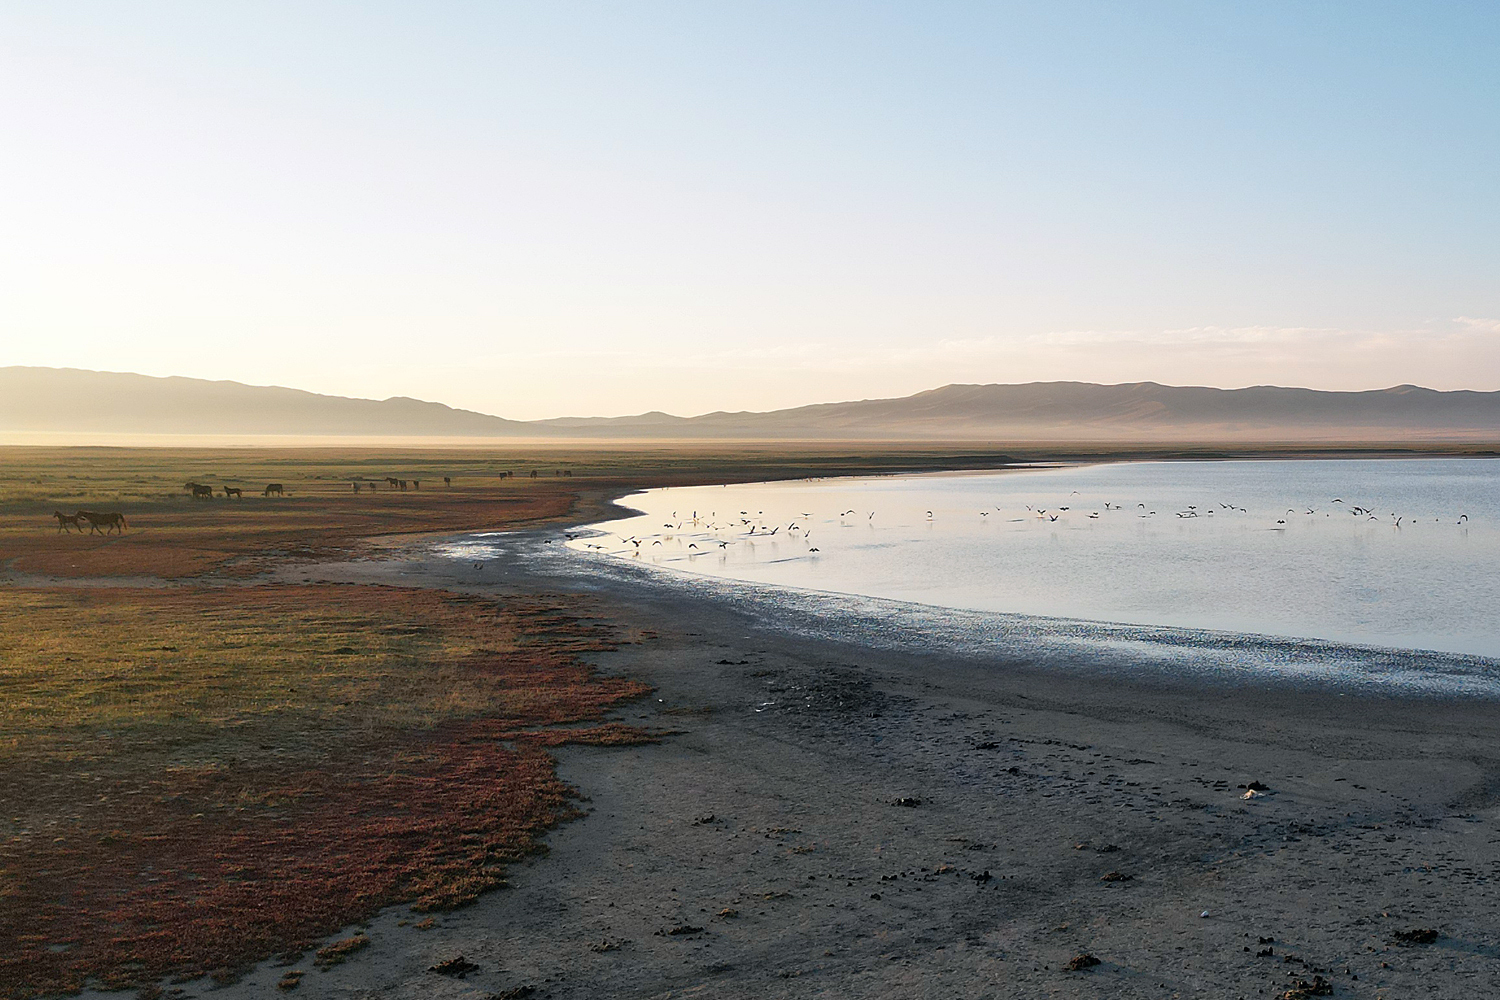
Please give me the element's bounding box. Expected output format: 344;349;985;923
569;459;1500;658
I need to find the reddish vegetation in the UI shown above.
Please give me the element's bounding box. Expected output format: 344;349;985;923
0;586;651;999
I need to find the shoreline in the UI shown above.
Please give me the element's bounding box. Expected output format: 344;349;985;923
528;530;1500;700
115;518;1500;999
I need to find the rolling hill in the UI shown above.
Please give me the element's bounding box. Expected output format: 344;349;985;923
2;367;1497;443
0;367;526;437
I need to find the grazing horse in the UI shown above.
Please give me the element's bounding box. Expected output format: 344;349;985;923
444;476;451;488
190;483;214;500
263;483;285;497
77;510;127;535
223;487;242;498
52;510;85;533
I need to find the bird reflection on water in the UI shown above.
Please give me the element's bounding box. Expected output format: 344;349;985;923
568;459;1500;659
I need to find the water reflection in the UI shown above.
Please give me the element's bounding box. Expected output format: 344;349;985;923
570;459;1500;657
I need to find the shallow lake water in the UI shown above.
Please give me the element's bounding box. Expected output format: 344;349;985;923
568;459;1500;659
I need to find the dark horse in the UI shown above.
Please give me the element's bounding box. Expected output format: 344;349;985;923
77;510;127;535
189;483;214;500
223;487;243;498
263;483;285;497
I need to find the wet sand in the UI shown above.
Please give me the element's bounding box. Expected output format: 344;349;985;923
141;527;1500;999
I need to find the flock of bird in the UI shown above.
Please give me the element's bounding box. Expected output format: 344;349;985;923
570;491;1475;565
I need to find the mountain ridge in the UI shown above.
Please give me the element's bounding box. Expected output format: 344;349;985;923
2;367;1497;442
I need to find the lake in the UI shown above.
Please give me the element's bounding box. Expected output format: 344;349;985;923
568;459;1500;659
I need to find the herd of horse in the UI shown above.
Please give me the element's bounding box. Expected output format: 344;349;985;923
48;471;558;537
185;481;281;498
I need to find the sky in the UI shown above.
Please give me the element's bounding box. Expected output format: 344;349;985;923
2;2;1498;419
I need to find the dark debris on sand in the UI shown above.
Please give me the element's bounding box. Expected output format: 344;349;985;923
657;924;704;936
429;954;481;977
487;988;535;1000
1278;975;1333;998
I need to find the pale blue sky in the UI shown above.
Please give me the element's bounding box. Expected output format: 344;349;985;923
2;2;1497;417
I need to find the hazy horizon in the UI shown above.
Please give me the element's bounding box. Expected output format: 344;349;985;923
3;366;1497;449
9;363;1494;422
3;3;1499;419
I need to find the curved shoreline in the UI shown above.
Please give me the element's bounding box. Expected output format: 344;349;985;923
560;457;1500;668
441;527;1500;700
168;518;1500;1000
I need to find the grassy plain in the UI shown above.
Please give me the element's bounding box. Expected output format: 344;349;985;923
0;443;1027;997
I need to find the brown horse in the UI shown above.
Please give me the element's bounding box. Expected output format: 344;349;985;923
190;483;214;500
223;487;242;498
52;510;85;533
76;510;127;535
263;483;285;497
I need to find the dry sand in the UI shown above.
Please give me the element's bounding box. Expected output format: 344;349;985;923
113;526;1500;1000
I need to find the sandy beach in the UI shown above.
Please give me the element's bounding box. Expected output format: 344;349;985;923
110;510;1500;1000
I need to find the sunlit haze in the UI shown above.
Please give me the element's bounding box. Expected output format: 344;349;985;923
3;3;1498;419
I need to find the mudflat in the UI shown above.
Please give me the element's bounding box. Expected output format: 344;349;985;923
185;532;1500;1000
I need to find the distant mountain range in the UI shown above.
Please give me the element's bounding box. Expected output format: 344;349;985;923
0;367;529;437
3;367;1498;443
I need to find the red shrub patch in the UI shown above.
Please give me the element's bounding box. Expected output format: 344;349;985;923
0;585;651;998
